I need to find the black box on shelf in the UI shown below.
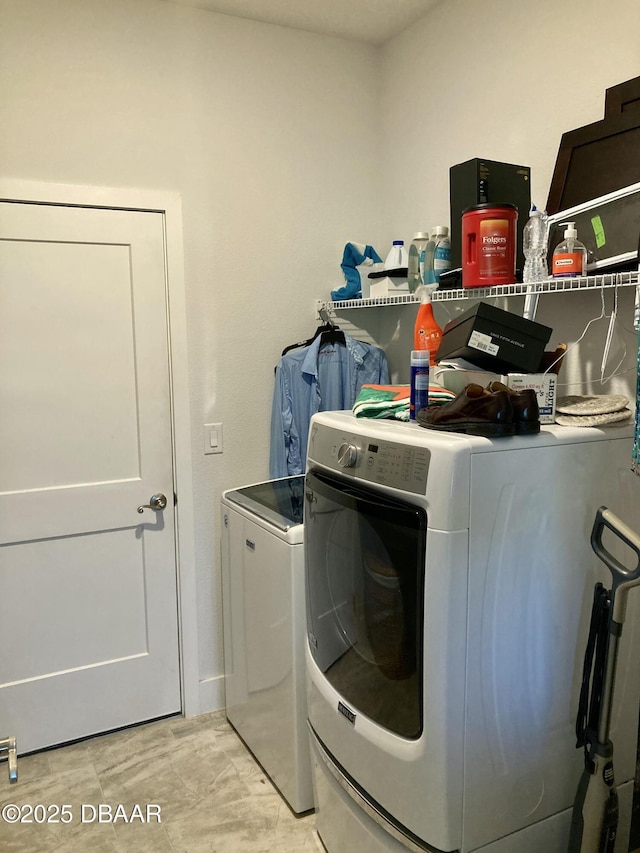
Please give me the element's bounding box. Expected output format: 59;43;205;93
449;158;531;273
435;302;552;374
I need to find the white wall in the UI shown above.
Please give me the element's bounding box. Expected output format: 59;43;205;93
0;0;381;708
378;0;640;393
1;0;639;712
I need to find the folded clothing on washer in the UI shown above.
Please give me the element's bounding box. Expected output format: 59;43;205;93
353;384;456;421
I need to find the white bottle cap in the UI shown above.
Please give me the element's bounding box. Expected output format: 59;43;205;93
413;231;429;239
432;225;449;237
564;222;577;239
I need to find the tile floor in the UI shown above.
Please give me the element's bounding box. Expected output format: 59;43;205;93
0;711;322;853
3;713;640;853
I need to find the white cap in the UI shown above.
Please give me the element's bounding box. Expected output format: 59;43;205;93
432;225;449;237
563;222;577;239
413;231;429;239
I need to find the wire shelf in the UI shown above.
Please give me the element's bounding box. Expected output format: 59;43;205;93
316;270;640;314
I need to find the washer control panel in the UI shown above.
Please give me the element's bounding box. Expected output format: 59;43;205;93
309;424;430;494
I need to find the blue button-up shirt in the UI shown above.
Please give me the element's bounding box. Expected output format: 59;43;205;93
270;333;389;477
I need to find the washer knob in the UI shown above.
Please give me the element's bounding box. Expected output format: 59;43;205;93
337;442;358;468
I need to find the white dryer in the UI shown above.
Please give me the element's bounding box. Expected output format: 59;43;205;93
304;411;640;853
221;475;314;814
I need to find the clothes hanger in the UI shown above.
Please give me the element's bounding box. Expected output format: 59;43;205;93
316;321;345;347
314;307;345;347
280;310;345;356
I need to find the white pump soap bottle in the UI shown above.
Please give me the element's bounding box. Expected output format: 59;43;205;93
551;221;587;278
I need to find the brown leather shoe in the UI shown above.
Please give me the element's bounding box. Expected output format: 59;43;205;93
486;381;540;435
417;383;515;437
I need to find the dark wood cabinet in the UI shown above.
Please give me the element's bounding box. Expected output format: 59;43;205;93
546;76;640;214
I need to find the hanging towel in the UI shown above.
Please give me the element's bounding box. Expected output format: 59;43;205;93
353;384;457;421
330;242;382;301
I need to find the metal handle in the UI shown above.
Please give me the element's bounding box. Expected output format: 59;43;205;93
0;736;17;783
137;493;168;514
591;506;640;624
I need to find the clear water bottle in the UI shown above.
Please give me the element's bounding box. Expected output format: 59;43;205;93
408;232;429;292
423;232;436;284
432;225;451;283
522;206;549;283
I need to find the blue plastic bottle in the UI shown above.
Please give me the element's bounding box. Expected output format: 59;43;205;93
410;350;430;420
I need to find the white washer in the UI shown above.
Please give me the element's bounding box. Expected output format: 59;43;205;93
304;412;640;853
221;475;314;814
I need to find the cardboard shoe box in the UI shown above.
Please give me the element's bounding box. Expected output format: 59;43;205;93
508;373;557;424
435;302;552;375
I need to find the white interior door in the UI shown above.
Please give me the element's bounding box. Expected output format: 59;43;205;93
0;201;181;754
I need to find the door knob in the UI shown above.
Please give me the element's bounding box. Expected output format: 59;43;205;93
137;493;168;514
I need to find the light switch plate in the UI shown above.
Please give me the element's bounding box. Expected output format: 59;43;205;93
203;423;223;454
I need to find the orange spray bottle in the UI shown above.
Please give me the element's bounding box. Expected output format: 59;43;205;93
413;285;442;367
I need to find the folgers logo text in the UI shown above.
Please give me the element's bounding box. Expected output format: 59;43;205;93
461;203;517;288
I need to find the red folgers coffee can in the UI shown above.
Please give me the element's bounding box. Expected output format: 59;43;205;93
462;203;518;288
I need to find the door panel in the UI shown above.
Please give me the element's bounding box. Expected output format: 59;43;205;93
2;531;148;682
0;201;181;754
1;240;140;492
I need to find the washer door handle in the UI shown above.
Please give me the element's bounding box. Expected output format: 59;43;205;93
137;493;168;514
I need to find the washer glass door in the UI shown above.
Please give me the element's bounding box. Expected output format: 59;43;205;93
305;469;427;739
